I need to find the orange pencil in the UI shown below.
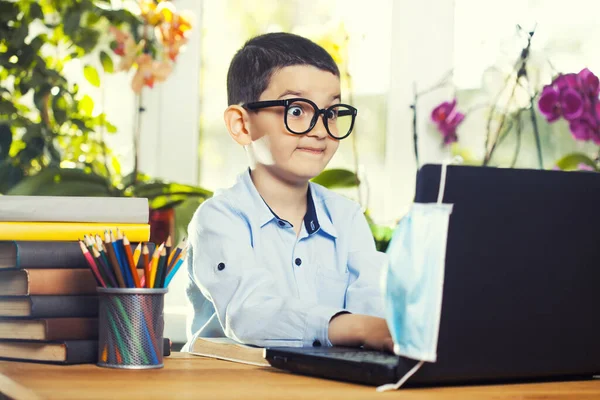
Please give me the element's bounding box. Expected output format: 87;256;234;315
164;236;172;278
167;238;186;271
142;244;151;288
122;235;141;288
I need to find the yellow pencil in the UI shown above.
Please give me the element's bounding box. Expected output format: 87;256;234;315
133;242;142;267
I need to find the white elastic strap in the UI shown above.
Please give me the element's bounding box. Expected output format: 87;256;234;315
376;360;425;392
436;155;463;205
436;162;449;204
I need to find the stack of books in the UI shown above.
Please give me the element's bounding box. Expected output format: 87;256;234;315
0;195;157;364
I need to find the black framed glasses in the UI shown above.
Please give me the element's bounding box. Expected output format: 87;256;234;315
243;97;357;140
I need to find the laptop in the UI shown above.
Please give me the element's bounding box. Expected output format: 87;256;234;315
264;164;600;386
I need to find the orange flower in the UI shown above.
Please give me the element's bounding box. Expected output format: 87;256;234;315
131;54;173;93
139;0;162;25
154;2;192;61
110;26;145;71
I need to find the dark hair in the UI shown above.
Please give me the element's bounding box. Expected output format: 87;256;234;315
226;32;340;106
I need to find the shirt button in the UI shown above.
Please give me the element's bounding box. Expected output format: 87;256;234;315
312;340;321;347
278;220;285;227
295;258;302;266
217;262;225;271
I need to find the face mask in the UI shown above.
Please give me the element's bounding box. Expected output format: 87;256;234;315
377;159;457;392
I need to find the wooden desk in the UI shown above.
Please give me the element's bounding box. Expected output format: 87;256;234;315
1;352;599;400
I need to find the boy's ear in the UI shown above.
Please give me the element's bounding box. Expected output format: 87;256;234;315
224;105;252;146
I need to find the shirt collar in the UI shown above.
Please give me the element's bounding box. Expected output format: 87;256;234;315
239;169;337;238
240;169;277;228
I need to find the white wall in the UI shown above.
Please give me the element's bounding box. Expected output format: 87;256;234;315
383;0;455;221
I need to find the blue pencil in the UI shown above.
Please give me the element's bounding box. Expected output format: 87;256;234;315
163;258;184;288
111;231;132;288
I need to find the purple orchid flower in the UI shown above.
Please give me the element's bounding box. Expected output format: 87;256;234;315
538;68;600;144
577;68;600;96
431;99;465;145
538;86;561;122
560;88;584;121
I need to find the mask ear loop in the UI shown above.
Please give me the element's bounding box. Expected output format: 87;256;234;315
437;155;463;205
377;156;463;393
376;360;425;392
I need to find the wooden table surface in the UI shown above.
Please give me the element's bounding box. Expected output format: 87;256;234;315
1;352;599;400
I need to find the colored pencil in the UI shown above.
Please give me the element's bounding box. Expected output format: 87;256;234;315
96;234;111;268
133;243;142;267
154;247;167;288
164;256;184;287
149;243;164;288
85;235;114;286
167;238;186;271
79;240;106;287
142;244;150;289
113;230;132;288
104;231;125;288
92;247;117;288
164;236;172;270
122;235;141;288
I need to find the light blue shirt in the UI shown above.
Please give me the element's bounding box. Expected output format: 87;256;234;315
184;169;386;349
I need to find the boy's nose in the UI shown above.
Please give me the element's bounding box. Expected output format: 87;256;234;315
307;115;328;139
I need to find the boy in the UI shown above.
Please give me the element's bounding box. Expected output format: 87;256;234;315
184;32;393;352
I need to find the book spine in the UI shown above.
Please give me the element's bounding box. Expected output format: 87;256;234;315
63;340;99;364
4;241;155;269
44;318;98;341
0;223;150;242
0;338;170;364
29;296;99;318
0;196;149;224
26;269;98;295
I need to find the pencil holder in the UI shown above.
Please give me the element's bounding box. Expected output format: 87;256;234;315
97;287;167;369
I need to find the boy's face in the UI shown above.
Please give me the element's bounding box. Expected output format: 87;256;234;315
246;65;341;184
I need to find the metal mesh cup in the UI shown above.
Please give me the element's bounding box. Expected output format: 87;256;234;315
97;287;167;369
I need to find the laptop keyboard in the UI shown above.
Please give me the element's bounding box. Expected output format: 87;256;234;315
302;349;400;366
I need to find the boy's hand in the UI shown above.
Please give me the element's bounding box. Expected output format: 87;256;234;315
328;313;394;353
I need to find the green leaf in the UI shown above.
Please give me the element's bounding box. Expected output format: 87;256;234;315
311;168;360;189
132;182;213;200
6;167;110;196
111;156;121;176
71;118;90;132
29;34;46;52
51;95;68;125
79;95;94;116
0;163;24;194
99;51;114;73
29;3;44;20
0;124;12;162
105;121;117;133
63;11;81;38
554;153;597;171
83;65;100;87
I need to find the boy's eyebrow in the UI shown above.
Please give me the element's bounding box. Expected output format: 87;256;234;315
277;91;342;102
277;90;303;99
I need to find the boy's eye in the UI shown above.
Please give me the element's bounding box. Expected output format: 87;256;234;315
287;105;304;117
326;109;338;120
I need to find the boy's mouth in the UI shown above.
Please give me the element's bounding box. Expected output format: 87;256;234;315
296;147;325;155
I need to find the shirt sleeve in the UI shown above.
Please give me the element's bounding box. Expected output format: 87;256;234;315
344;206;387;318
187;197;345;348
